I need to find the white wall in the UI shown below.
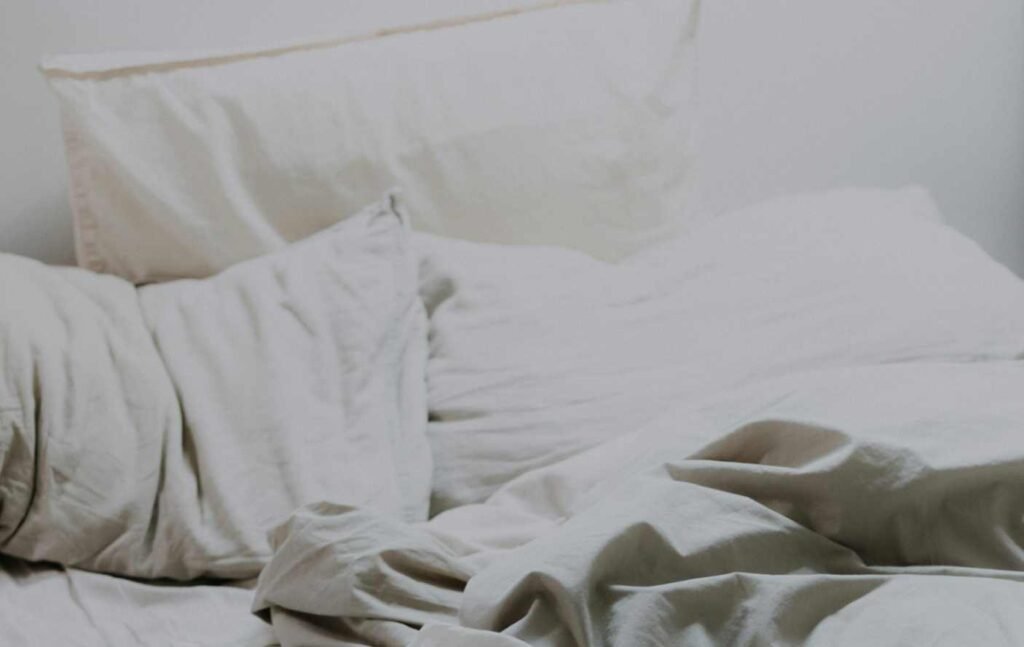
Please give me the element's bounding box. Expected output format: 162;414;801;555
2;1;1022;274
699;1;1024;276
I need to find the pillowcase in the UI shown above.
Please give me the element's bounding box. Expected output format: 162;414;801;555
0;193;430;580
419;187;1024;512
41;0;702;282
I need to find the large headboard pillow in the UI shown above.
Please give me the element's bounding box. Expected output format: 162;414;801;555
42;0;702;282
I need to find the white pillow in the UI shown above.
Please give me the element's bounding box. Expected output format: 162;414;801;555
42;0;702;282
0;193;430;579
419;187;1024;512
627;184;945;267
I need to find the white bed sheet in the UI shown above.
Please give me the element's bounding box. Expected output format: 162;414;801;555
0;557;273;646
253;361;1024;646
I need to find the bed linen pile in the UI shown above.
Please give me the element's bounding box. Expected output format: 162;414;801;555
2;189;1024;645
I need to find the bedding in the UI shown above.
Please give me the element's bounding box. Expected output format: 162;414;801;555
420;186;1024;512
254;361;1024;646
5;185;1024;645
0;193;429;580
0;556;273;646
42;0;702;282
244;189;1024;645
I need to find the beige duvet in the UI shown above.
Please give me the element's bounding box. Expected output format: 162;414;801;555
254;361;1024;646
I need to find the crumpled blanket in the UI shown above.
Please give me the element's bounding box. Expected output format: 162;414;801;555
253;361;1024;646
0;200;430;581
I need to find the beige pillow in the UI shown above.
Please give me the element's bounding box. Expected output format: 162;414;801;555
42;0;702;282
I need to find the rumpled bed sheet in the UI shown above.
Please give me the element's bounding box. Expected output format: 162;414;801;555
254;361;1024;646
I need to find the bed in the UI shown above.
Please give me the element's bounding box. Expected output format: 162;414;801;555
3;1;1023;645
